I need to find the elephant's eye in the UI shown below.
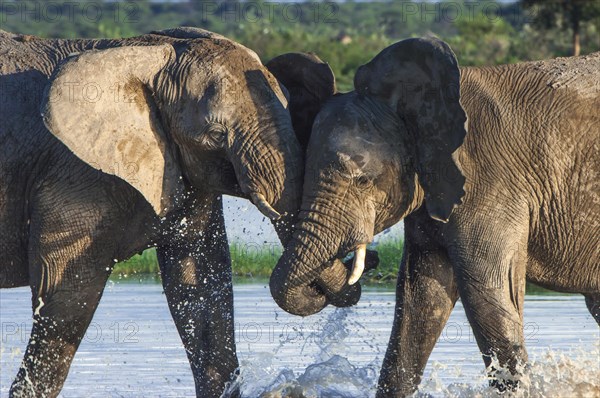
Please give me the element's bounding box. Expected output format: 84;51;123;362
198;123;227;150
355;174;372;189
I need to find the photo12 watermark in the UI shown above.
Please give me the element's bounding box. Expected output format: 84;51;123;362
0;1;141;24
1;318;539;347
198;1;339;24
2;321;140;345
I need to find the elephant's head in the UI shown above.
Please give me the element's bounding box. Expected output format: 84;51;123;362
270;37;467;316
267;52;379;309
39;28;331;245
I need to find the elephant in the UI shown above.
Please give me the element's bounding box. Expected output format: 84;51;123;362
0;27;337;397
268;37;600;396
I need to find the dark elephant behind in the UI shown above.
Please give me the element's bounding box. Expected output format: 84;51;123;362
269;38;600;396
0;28;338;397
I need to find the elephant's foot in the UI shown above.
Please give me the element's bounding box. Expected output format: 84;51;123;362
210;366;242;398
487;363;523;393
192;364;241;398
10;332;78;398
485;353;527;395
489;377;520;394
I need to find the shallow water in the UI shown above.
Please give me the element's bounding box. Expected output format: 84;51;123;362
1;282;598;397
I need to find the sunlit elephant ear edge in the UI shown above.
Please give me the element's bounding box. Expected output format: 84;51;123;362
266;52;337;151
41;45;184;216
354;37;467;222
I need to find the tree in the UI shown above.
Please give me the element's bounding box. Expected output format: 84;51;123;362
523;0;600;56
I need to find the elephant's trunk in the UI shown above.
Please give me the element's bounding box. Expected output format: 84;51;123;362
269;214;362;316
269;228;331;316
231;114;303;241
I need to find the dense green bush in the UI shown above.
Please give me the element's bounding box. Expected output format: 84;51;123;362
2;1;598;91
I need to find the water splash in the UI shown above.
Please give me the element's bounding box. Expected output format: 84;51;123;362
414;342;600;398
229;310;599;398
224;307;380;398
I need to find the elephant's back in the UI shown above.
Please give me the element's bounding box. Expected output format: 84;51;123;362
530;51;600;100
0;32;109;76
1;32;57;76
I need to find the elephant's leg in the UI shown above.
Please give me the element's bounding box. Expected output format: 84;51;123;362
448;217;529;392
377;222;458;397
584;293;600;325
10;210;113;397
157;195;238;398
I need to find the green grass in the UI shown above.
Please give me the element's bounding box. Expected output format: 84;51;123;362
110;243;283;280
365;239;404;285
109;239;563;294
229;242;281;278
111;248;161;282
109;239;404;284
113;248;159;274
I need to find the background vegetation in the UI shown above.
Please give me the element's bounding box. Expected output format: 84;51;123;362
2;0;598;90
112;238;405;284
113;238;551;292
3;0;595;290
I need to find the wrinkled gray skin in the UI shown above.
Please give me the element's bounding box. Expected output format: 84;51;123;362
0;27;323;398
270;37;600;396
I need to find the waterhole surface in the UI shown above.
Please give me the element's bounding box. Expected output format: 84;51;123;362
1;282;598;397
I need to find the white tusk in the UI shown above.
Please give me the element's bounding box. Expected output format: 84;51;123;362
348;244;367;285
250;192;281;221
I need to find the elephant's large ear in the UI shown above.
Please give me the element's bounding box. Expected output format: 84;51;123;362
354;37;467;222
41;45;182;216
266;53;336;150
